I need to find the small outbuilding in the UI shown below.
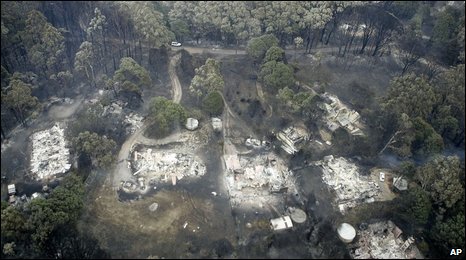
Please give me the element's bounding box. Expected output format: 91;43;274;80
7;184;16;195
270;216;293;231
393;177;408;191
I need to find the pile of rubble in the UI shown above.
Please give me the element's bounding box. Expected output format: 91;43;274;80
124;113;144;134
224;150;297;207
131;148;206;185
319;92;364;136
276;126;310;154
314;155;380;213
30;123;71;181
350;220;422;259
245;138;271;150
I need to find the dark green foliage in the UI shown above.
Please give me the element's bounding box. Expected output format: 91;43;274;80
246;34;279;61
20;10;66;77
415;155;463;209
397;161;416;179
1;205;28;240
397;186;432;226
259;61;294;92
189;58;224;99
73;131;117;169
147;96;186;137
114;57;151;101
26;174;85;251
431;212;465;250
412;117;444;156
1;78;38;125
263;46;285;63
432;6;462;65
383;73;437;120
202;91;224;116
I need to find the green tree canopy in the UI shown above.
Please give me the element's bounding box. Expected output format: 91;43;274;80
74;41;96;86
415;155;464;209
1;205;27;240
73;131;117;169
2;78;38;125
432;212;465;250
397;186;432;226
26;173;85;250
148;96;187;137
412;117;444;156
383;73;437;120
432;6;462;65
114;57;151;91
246;34;279;61
259;61;294;92
20;10;66;77
264;46;285;63
189;58;224;99
202;91;224;116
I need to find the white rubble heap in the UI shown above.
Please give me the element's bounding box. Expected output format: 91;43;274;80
30;123;71;181
320;92;364;135
124;113;144;134
131;148;206;184
224;150;297;207
351;220;422;259
314;156;380;214
277;126;310;154
212;117;222;132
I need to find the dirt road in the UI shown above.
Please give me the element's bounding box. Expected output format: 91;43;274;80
112;53;185;186
169;53;182;104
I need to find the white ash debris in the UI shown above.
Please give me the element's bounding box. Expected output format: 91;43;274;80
124;113;144;134
314;155;380;214
319;92;364;135
224;150;297;207
131;148;206;184
30;123;71;181
350;220;422;259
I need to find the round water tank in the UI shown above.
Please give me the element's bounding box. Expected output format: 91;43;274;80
337;223;356;243
289;208;307;223
185;118;199;130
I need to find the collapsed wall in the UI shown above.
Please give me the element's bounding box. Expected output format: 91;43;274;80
30;123;71;181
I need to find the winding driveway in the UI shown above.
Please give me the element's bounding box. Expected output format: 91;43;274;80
112;53;184;187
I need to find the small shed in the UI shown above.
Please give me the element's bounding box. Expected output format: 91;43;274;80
393;177;408;191
7;184;16;195
270;216;293;231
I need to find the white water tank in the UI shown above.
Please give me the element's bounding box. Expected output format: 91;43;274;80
185;118;199;130
337;223;356;243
